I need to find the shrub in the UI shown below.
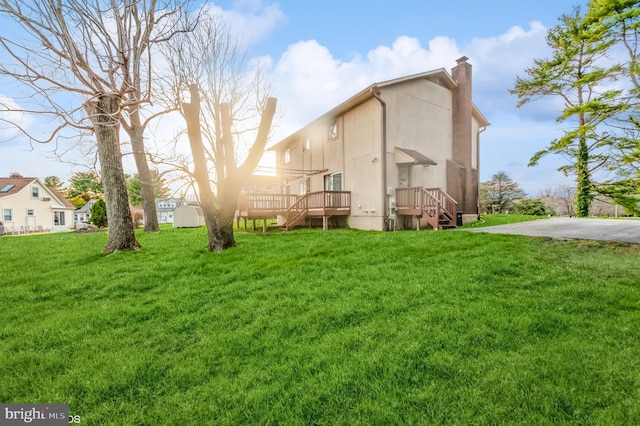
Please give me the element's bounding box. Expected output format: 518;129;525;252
515;198;555;216
131;207;144;228
89;198;108;228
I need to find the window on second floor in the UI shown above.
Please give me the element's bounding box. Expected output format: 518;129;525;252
31;186;39;198
328;120;338;140
284;148;291;164
303;138;310;152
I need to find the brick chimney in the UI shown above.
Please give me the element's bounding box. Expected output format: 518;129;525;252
451;56;475;214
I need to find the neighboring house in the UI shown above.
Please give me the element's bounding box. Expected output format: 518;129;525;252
0;173;76;234
239;57;489;231
155;197;183;224
74;198;99;224
173;204;204;228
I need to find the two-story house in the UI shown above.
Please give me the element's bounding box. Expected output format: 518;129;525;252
239;57;489;231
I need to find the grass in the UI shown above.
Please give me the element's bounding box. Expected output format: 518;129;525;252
1;226;639;424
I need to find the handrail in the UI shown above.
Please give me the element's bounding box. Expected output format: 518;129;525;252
395;187;457;229
285;194;308;230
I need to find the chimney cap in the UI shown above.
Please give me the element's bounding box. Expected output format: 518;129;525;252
456;56;469;64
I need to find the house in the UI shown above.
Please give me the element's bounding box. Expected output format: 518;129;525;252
74;198;99;224
155;197;183;224
239;57;489;231
0;173;76;234
173;204;205;228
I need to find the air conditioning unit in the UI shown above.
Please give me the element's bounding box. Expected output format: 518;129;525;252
41;197;51;201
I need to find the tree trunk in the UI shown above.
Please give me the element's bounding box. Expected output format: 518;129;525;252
127;106;160;232
182;86;276;252
208;207;237;251
86;94;140;252
576;137;593;217
182;85;231;251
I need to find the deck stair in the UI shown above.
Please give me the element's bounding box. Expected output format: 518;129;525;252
395;187;458;230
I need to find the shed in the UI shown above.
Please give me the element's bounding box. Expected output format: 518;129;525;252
173;204;205;228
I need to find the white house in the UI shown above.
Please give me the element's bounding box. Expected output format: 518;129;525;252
155;197;183;224
0;173;76;234
74;198;99;224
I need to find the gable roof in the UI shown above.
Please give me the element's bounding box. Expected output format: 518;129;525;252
0;176;36;198
47;186;76;209
0;175;75;209
270;68;460;151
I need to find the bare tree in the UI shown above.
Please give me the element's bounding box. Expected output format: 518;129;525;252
161;15;277;251
0;0;190;250
554;183;577;217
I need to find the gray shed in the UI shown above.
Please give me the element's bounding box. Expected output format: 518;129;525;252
173;204;205;228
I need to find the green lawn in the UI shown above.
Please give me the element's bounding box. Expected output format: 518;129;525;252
1;226;639;425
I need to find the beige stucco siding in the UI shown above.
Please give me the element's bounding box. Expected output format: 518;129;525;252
382;80;452;190
343;98;383;228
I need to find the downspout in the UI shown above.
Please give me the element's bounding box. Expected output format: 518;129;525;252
477;125;487;219
370;86;388;230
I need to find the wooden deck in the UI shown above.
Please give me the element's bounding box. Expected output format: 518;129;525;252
237;191;351;231
238;187;456;231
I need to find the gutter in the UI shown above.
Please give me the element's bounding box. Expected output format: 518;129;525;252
370;86;388;229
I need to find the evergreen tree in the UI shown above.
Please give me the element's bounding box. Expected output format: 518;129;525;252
586;0;640;213
90;199;108;228
511;6;627;217
480;172;527;214
68;172;103;200
44;176;66;195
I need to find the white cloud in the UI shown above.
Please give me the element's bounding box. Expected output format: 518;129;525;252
204;1;287;47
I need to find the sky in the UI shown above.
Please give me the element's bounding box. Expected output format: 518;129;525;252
0;0;591;196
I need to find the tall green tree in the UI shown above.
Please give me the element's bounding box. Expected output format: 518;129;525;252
43;176;66;195
586;0;640;213
511;6;627;217
67;172;103;199
126;170;171;207
480;172;527;214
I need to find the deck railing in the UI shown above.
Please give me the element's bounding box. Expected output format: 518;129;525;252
305;190;351;211
237;193;298;216
395;187;457;229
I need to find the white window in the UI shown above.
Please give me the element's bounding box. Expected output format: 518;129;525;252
284;148;291;164
303;138;310;152
31;186;39;198
300;179;309;196
54;211;66;226
27;209;35;216
3;208;13;222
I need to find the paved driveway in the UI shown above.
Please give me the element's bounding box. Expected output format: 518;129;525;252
463;217;640;245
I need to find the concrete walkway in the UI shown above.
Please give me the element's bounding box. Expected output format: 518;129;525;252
463;217;640;245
